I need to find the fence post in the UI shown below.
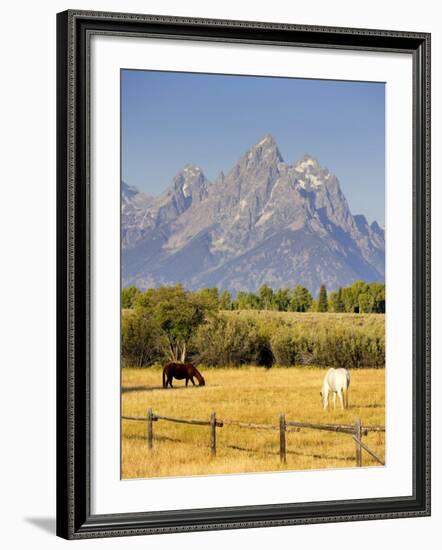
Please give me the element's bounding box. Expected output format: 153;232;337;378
279;414;287;464
354;418;362;467
147;408;153;450
210;412;217;457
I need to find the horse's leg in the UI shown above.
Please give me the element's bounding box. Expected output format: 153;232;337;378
333;392;337;409
190;377;195;386
185;378;189;386
337;390;344;409
323;389;329;410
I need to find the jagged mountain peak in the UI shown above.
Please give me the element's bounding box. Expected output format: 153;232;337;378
122;181;140;199
217;135;283;195
243;133;283;164
181;164;203;176
355;215;384;235
167;164;208;198
371;220;383;232
173;163;204;183
254;133;277;148
354;213;369;225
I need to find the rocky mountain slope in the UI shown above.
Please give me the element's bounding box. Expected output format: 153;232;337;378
122;134;384;294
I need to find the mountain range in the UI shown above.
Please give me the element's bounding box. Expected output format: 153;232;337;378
122;134;384;295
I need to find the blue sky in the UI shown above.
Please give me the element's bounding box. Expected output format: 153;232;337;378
122;70;385;225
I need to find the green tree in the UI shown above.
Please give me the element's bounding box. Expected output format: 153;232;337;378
341;286;355;312
350;280;367;313
196;287;219;310
219;289;232;310
246;292;261;309
290;285;313;312
274;288;291;311
336;287;345;312
358;292;375;313
368;282;385;313
317;284;328;312
233;291;249;310
328;290;337;312
330;287;345;312
121;286;141;309
136;285;215;362
259;284;274;310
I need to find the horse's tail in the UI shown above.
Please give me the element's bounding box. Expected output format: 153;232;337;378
343;387;349;409
162;365;168;388
346;369;350;390
193;367;205;386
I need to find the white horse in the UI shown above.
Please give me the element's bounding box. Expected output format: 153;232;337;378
320;368;350;410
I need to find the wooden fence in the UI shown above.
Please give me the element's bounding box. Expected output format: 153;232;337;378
122;410;385;467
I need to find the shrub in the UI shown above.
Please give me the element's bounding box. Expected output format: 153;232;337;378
121;311;166;367
121;303;385;369
193;316;267;366
271;329;297;366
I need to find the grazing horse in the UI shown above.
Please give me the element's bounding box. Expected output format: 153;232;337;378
320;368;350;410
162;362;205;389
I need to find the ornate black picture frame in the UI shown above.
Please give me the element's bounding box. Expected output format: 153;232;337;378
56;9;430;539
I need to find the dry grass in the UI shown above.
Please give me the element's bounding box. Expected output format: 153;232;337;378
121;366;385;479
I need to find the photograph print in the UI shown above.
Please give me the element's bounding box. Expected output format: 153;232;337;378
121;70;386;479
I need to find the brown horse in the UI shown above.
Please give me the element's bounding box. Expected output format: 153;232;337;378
162;362;205;388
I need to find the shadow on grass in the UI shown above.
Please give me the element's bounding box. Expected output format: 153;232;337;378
122;385;218;393
122;385;164;393
125;432;183;443
140;439;356;463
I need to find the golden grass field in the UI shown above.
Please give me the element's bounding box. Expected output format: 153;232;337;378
121;366;385;479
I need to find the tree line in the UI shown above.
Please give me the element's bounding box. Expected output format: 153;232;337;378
121;282;385;369
123;280;385;315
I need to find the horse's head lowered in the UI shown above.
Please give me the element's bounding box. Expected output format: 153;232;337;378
191;365;205;386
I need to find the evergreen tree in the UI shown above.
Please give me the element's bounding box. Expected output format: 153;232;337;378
289;289;299;312
335;287;345;312
317;284;328;312
298;286;313;312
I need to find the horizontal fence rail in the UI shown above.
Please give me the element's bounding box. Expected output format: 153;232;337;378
222;420;278;430
152;413;223;427
285;421;355;434
122;411;385;467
